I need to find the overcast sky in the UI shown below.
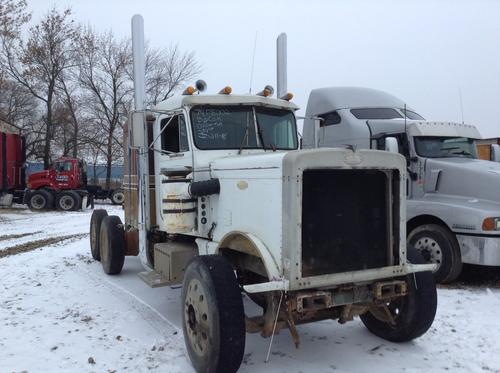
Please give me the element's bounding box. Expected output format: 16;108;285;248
27;0;500;137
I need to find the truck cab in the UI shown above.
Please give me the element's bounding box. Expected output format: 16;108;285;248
93;83;437;372
25;157;89;211
302;86;500;283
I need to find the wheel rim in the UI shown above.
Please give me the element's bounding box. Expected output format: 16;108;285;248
413;236;443;271
113;192;124;204
30;195;46;210
59;195;74;210
184;278;210;357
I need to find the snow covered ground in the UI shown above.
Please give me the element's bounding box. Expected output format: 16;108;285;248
1;205;500;373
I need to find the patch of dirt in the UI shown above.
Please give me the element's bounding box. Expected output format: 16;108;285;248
0;231;43;242
0;233;88;258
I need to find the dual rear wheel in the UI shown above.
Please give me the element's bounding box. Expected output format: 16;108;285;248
89;209;124;274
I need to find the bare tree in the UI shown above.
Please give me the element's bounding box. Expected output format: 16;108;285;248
144;44;201;106
1;6;77;167
76;27;132;189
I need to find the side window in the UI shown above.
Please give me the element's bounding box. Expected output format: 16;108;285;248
319;111;341;127
179;116;189;152
161;115;189;153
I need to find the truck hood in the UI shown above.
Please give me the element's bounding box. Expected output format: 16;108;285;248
28;170;50;181
211;152;286;179
425;157;500;202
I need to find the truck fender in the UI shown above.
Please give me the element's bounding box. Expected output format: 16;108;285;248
214;231;282;281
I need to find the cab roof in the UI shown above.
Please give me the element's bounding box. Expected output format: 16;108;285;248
154;94;299;112
306;87;412;115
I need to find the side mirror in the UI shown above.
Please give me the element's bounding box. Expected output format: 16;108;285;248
385;137;399;154
491;144;500;162
130;111;145;148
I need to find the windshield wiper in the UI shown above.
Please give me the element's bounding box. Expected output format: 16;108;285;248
451;150;473;157
254;114;266;151
238;125;249;155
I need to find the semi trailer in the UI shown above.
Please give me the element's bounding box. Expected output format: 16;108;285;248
0;120;25;207
89;18;437;373
302;86;500;283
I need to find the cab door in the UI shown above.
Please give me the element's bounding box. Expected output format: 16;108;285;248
157;114;193;176
54;160;73;189
155;113;195;232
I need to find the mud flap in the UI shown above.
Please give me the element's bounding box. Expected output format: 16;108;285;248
81;195;89;210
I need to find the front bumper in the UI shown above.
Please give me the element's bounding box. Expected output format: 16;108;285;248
243;262;436;293
457;234;500;266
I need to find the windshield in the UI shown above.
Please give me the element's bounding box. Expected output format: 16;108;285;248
351;108;403;120
190;105;298;150
414;137;478;159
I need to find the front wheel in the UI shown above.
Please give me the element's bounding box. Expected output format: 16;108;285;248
408;223;462;283
360;247;437;342
182;255;245;373
28;189;54;211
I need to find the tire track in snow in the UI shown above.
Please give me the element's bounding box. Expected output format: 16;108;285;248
0;233;88;258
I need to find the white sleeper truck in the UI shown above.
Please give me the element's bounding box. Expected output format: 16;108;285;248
89;19;437;373
302;86;500;283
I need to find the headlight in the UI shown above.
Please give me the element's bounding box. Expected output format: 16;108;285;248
482;217;500;231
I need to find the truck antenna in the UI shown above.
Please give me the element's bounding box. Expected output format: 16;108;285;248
248;31;258;94
404;103;407;133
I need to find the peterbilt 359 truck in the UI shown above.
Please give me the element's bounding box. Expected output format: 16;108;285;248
302;87;500;283
89;18;436;373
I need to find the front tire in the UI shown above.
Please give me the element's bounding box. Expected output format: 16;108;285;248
360;246;437;342
28;189;54;211
182;255;245;373
99;215;125;274
408;223;462;283
90;209;108;261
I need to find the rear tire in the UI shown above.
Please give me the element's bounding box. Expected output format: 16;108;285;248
110;189;124;205
99;215;125;274
360;246;437;342
408;223;462;283
90;209;108;261
28;189;54;211
56;191;81;211
182;255;245;373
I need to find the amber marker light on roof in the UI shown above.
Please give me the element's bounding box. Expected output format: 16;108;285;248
219;86;232;94
183;86;196;95
282;92;293;101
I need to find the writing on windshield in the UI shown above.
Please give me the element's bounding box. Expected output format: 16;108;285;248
190;105;298;150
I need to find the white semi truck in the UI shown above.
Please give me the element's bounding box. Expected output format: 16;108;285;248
302;86;500;283
89;18;437;373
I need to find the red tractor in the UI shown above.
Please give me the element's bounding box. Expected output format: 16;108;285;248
25;157;90;211
25;157;125;211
